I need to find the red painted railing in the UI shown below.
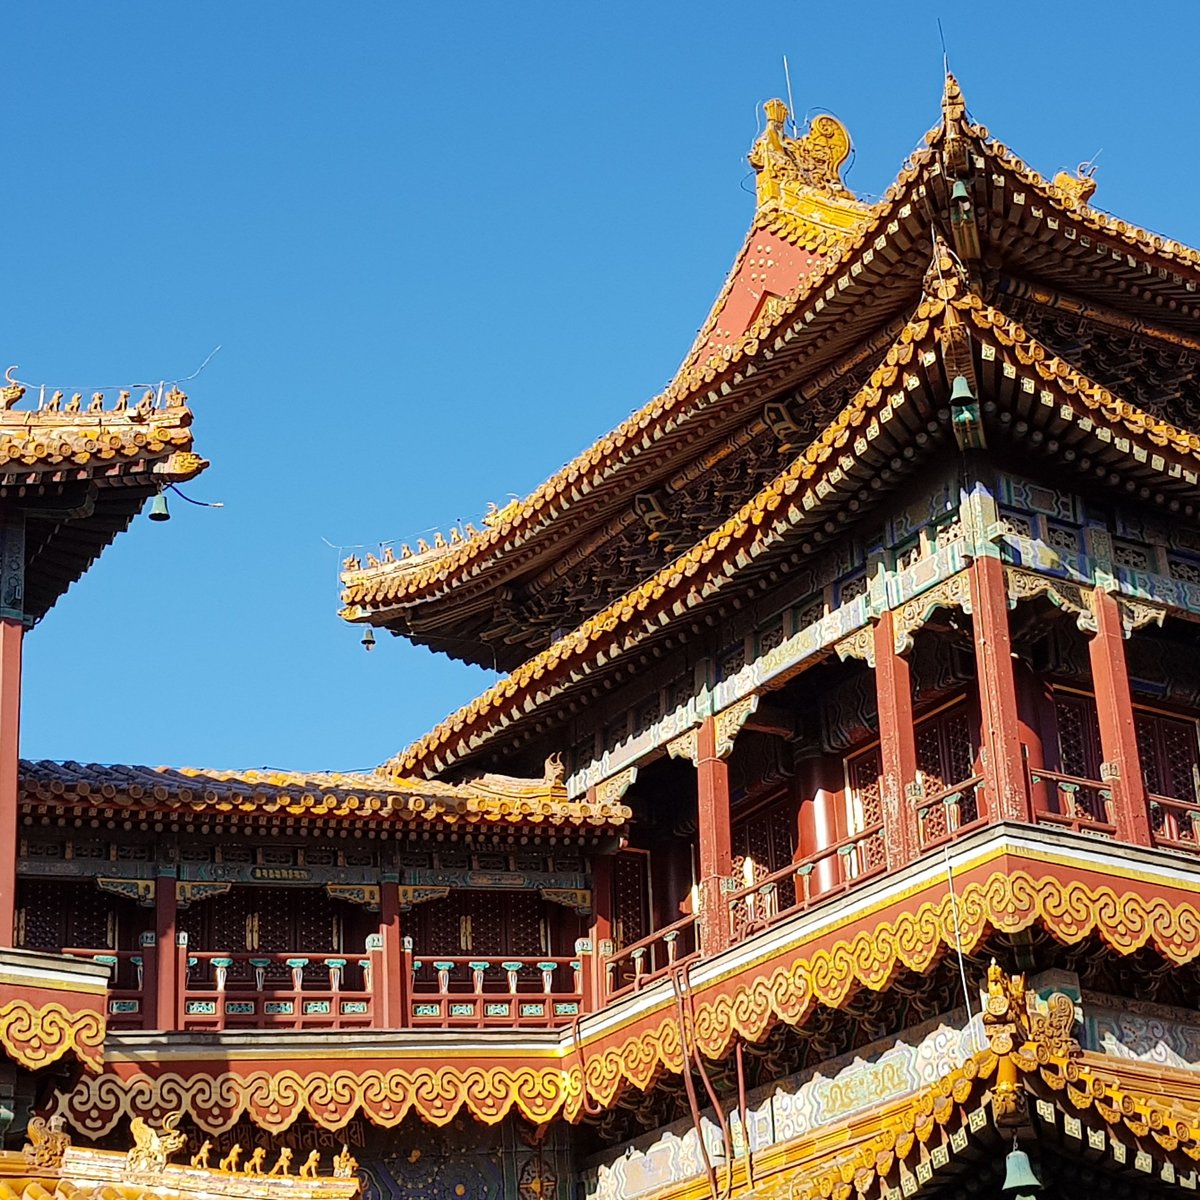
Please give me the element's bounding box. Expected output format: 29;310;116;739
1028;768;1116;837
602;914;699;999
403;950;583;1027
62;948;145;1029
1150;792;1200;852
180;951;373;1031
726;825;886;946
913;775;987;851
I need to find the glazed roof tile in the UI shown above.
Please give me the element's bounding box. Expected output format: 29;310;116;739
19;760;629;829
343;79;1200;626
386;275;1200;778
0;385;205;483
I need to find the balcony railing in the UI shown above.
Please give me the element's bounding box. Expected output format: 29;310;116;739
1028;768;1116;837
181;951;373;1031
62;948;145;1029
914;775;986;851
602;914;698;999
1150;792;1200;851
403;950;583;1027
726;825;886;946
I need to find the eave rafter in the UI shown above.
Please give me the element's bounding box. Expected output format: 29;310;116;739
388;266;1200;780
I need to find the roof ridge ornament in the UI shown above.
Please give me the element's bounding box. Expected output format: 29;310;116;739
748;99;868;240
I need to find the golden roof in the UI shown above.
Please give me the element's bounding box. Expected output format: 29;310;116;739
386;266;1200;777
20;758;629;829
0;384;204;482
6;1116;359;1200
341;77;1200;633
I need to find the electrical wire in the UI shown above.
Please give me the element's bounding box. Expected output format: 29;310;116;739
669;967;720;1200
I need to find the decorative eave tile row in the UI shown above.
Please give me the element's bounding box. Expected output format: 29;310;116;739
19;761;629;829
338;141;939;617
0;386;206;484
385;290;953;778
389;270;1200;780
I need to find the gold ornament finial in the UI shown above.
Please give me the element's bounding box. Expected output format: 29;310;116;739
1052;162;1098;209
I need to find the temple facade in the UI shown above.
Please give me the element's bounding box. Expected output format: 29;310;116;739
6;76;1200;1199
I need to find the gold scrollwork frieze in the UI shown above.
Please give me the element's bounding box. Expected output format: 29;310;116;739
834;624;875;668
714;695;759;760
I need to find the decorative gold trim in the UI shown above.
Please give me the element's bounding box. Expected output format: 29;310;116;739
0;998;105;1072
324;884;380;911
666;728;700;767
713;695;759;760
97;878;154;907
177;882;232;908
892;572;973;655
596;766;638;806
1005;567;1098;633
834;624;875;668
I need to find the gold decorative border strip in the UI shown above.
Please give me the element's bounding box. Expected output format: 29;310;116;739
0;998;105;1072
51;870;1200;1132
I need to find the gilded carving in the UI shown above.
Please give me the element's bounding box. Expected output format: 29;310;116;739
666;728;700;767
893;573;973;655
596;766;638;805
396;886;450;911
24;1115;70;1169
325;884;381;911
834;624;875;668
0;997;105;1071
1116;596;1166;636
176;881;232;908
713;695;759;760
126;1112;187;1176
97;877;154;906
1006;568;1097;633
540;888;592;914
1050;164;1098;209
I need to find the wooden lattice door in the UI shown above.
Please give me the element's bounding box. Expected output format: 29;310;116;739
845;746;886;873
733;796;796;906
915;702;979;833
18;880;114;951
1136;709;1200;843
1054;693;1103;780
610;851;649;952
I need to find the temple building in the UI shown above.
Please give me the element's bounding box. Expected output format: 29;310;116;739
6;74;1200;1198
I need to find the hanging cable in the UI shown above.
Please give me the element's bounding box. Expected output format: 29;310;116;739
569;1011;604;1119
681;960;734;1200
670;967;720;1200
735;1038;754;1189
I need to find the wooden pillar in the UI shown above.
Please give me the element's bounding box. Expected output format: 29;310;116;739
152;872;177;1030
696;715;732;957
1088;587;1151;845
968;554;1030;823
588;853;613;1010
1014;660;1052;817
379;877;404;1028
0;617;22;949
796;756;842;895
872;610;919;869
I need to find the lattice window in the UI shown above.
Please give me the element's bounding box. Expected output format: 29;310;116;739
998;509;1034;539
915;704;978;831
846;747;886;872
719;642;747;681
839;574;869;605
1055;694;1103;780
18;881;114;950
612;852;650;951
758;619;785;656
1045;524;1080;555
733;798;796;909
796;597;825;629
1137;711;1200;801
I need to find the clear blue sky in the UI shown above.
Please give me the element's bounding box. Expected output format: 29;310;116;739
9;2;1199;772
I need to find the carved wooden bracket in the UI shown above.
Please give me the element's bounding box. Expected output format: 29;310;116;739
1005;567;1097;633
892;572;974;655
714;695;759;760
834;624;875;668
97;877;153;907
666;728;701;767
1116;597;1166;637
325;884;381;912
596;766;638;804
540;887;592;915
396;885;450;912
176;881;232;909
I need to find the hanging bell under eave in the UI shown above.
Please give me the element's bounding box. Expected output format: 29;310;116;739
950;374;976;404
148;492;170;522
361;627;377;652
950;177;971;206
1002;1144;1042;1198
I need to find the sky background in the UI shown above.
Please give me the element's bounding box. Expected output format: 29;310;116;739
8;2;1200;773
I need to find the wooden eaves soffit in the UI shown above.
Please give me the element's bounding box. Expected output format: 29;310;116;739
0;382;205;623
341;74;1200;673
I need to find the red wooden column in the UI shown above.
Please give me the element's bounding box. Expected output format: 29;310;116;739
588;852;613;1010
0;616;23;948
378;877;405;1028
872;610;919;869
696;715;733;957
1088;587;1152;845
152;871;177;1029
968;554;1030;823
796;757;843;895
